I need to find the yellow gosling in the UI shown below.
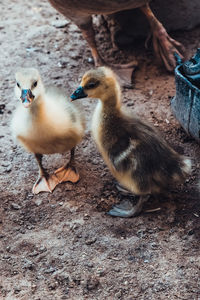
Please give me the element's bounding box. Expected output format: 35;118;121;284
12;68;85;194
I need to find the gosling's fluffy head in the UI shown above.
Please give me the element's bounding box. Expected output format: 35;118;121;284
72;67;121;105
15;68;44;108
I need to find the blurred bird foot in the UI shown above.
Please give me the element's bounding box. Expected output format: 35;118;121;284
111;61;138;88
32;174;59;194
99;58;138;88
92;50;137;87
81;20;137;87
55;165;80;184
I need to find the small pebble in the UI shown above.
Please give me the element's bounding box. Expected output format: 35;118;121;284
27;224;35;230
11;203;21;210
3;255;11;259
35;199;42;206
150;242;158;249
0;104;6;114
48;281;58;290
188;229;194;235
58;61;67;68
86;262;93;268
39;246;47;253
83;214;90;220
5;165;12;172
87;57;94;64
14;287;21;294
96;268;105;277
149;90;153;96
19;228;26;234
115;291;122;298
26;47;39;53
23;259;34;270
85;237;96;245
2;161;10;167
29;250;39;257
57;250;64;256
51;19;70;28
44;266;56;274
86;277;99;291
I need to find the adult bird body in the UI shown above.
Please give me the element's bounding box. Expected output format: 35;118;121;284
48;0;184;71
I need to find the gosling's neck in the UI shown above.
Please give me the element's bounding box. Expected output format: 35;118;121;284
100;85;121;114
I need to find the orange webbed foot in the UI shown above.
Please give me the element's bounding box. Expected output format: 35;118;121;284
54;166;80;184
32;174;59;194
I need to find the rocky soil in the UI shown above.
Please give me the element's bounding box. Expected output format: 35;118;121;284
0;1;199;299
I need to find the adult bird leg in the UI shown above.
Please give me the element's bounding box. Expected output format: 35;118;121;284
32;153;59;194
54;148;80;184
78;16;138;86
79;17;104;67
140;3;185;71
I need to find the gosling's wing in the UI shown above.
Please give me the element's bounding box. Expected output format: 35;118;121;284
107;116;148;172
108;116;173;174
108;129;134;172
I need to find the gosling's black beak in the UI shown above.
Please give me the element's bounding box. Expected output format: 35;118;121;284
20;89;35;108
70;86;87;101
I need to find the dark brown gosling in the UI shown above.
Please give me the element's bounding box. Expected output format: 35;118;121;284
71;67;191;217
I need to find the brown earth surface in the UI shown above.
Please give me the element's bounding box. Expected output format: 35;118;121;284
0;1;199;299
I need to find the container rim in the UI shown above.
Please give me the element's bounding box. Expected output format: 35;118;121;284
175;64;200;93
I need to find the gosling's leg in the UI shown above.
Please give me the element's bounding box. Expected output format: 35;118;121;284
32;154;59;194
108;195;150;218
140;3;185;71
54;148;79;184
78;16;137;86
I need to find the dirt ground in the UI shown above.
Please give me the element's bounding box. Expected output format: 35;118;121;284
0;1;200;299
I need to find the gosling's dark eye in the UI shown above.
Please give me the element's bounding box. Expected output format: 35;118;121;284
17;82;20;88
86;81;99;89
32;81;37;88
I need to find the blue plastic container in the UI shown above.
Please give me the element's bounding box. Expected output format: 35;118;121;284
171;49;200;143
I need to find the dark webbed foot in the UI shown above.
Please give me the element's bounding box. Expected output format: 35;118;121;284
107;195;150;218
108;199;138;218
